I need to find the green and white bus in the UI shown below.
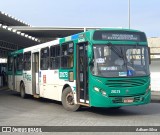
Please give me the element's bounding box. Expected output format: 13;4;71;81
7;28;151;111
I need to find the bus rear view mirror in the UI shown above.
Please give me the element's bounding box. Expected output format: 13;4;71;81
88;45;93;63
148;47;151;65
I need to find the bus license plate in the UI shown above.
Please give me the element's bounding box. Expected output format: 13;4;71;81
123;98;134;103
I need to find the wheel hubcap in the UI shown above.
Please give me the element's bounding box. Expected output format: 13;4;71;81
66;92;74;105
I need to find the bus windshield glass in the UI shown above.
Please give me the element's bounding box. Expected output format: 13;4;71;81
91;45;150;77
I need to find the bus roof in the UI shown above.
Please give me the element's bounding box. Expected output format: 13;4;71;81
8;28;145;56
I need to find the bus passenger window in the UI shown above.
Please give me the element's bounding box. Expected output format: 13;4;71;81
17;53;23;71
8;57;13;71
24;52;31;71
61;42;74;68
50;45;60;69
40;47;49;70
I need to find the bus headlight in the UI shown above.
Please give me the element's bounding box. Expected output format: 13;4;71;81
94;87;100;92
146;85;151;93
94;87;107;96
101;90;106;96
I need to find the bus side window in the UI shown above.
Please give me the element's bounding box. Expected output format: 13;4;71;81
14;57;17;72
40;47;49;70
61;42;74;68
17;53;23;71
8;56;13;71
24;52;31;71
50;45;60;69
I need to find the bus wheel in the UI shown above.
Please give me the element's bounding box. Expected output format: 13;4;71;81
20;83;26;98
110;107;121;109
62;87;80;111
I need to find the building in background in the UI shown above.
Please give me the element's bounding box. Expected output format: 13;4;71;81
148;38;160;92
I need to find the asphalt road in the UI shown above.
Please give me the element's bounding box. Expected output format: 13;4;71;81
0;89;160;135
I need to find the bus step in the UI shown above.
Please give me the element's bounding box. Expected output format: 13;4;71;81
33;94;40;98
78;102;90;107
80;99;89;104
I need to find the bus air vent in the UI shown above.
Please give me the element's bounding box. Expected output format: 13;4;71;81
106;79;147;88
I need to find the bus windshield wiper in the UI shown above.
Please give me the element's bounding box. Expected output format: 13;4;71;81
107;43;128;70
107;43;123;59
120;46;128;70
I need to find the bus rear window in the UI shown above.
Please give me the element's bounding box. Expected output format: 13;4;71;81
93;30;147;42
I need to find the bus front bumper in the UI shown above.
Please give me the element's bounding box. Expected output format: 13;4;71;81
90;91;151;108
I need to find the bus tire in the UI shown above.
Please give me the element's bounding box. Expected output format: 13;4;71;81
110;107;121;109
20;83;26;98
62;87;80;111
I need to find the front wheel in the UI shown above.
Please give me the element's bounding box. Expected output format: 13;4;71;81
62;87;80;111
20;83;26;98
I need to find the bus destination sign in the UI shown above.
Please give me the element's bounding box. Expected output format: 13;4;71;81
102;33;140;41
93;31;147;41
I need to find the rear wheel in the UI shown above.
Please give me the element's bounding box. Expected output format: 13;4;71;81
62;87;80;111
20;83;26;98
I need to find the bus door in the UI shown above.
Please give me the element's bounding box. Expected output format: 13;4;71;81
32;52;40;95
76;42;89;104
12;57;16;90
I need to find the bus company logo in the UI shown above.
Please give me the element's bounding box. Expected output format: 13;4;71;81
59;72;68;78
2;127;11;132
126;90;129;93
23;73;31;81
1;127;42;133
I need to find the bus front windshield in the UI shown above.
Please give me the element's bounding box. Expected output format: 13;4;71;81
91;44;150;77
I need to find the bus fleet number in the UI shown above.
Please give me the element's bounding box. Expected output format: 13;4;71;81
60;72;68;78
111;90;120;94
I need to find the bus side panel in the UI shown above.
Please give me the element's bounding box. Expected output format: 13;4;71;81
39;70;60;101
15;75;23;92
8;75;13;90
23;70;32;95
39;70;76;101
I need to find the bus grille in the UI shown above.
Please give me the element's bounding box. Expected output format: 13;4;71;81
106;78;147;88
112;98;122;103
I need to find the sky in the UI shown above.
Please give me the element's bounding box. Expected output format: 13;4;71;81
0;0;160;37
